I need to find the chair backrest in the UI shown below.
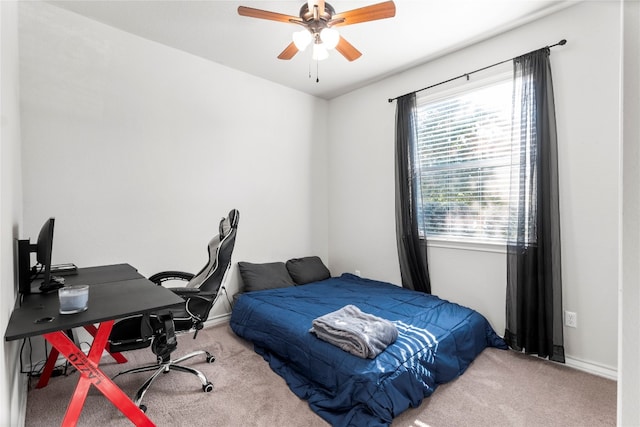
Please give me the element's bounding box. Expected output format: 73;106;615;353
109;210;239;352
186;209;239;294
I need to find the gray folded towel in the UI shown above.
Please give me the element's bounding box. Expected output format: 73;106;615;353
310;305;398;359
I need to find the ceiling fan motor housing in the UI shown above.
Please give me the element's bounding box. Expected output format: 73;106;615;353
299;2;336;33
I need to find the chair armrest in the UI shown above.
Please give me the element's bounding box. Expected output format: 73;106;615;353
149;271;194;285
193;291;218;301
168;287;201;297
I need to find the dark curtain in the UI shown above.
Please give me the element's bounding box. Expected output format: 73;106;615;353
394;93;431;293
505;48;565;362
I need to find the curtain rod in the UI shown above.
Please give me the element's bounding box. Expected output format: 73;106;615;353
387;39;567;103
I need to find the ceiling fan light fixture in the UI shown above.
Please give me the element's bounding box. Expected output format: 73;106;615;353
320;27;339;50
312;43;329;61
293;30;313;50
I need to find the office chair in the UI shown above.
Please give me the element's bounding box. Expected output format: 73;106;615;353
108;209;239;412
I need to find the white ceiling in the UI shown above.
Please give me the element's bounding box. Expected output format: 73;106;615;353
47;0;575;100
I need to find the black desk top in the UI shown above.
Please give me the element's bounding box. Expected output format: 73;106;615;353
30;263;143;291
5;264;184;341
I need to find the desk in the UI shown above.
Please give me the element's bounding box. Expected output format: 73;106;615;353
5;264;184;427
34;264;143;388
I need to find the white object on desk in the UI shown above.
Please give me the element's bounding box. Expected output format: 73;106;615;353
58;285;89;314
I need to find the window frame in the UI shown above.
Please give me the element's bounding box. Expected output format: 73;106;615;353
414;68;513;250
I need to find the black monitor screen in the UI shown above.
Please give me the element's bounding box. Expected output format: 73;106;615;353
35;217;55;287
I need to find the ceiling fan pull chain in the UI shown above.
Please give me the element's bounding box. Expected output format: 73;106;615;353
316;61;320;83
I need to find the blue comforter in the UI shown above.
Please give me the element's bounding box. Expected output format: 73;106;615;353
230;274;507;426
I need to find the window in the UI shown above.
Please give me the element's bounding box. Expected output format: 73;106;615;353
415;76;513;244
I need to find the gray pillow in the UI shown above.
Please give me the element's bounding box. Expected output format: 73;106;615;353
285;256;331;285
238;261;296;292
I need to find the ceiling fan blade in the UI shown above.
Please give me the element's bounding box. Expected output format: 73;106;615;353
277;42;299;60
335;36;362;62
331;1;396;27
238;6;301;24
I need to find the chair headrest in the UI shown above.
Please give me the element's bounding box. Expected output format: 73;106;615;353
219;209;239;238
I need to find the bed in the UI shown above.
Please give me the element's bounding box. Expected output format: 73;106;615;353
230;272;507;426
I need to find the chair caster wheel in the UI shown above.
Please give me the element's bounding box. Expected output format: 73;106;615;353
205;352;215;363
139;404;147;413
203;382;213;393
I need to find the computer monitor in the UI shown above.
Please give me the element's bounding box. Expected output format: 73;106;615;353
16;217;56;294
35;217;55;289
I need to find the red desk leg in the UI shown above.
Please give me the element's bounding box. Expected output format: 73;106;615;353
36;325;127;389
36;347;60;389
43;321;155;427
83;324;128;363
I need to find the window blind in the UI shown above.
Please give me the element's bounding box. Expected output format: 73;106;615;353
415;78;513;244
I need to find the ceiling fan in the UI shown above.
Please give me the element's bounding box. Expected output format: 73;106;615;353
237;1;396;62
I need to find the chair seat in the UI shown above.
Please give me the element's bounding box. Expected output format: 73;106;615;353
109;316;152;352
173;314;197;332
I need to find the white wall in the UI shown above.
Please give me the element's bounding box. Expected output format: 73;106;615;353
1;2;26;425
18;2;329;320
328;1;621;373
618;0;640;424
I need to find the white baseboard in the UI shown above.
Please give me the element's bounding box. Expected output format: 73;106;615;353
565;355;618;380
15;364;29;427
29;315;618;385
204;313;231;328
202;316;619;382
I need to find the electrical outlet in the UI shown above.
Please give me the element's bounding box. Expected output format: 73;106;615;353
355;270;361;277
565;311;577;328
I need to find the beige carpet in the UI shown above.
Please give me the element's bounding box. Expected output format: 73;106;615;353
25;324;616;427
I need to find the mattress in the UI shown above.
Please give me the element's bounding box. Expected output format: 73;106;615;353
230;273;506;426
